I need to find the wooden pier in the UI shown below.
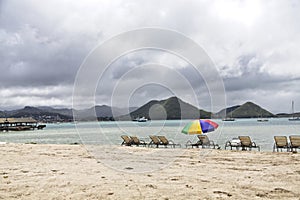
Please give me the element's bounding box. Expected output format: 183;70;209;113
0;118;46;131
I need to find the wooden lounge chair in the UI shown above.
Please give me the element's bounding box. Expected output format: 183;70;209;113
273;136;289;152
121;135;132;146
186;138;202;148
225;138;241;150
186;135;219;149
157;136;181;148
289;135;300;152
238;136;260;151
130;136;147;147
148;135;162;148
197;135;220;149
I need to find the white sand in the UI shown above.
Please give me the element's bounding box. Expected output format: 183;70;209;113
0;143;300;199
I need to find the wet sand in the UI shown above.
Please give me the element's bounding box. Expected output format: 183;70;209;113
0;143;300;199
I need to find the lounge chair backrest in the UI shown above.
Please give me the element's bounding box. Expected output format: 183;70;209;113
121;135;132;144
131;136;140;144
158;136;169;145
238;136;252;146
149;135;161;145
289;135;300;147
274;136;288;147
197;135;210;145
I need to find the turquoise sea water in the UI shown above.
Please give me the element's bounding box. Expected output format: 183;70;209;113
0;118;299;151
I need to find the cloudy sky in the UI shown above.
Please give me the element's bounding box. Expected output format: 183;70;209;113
1;0;300;113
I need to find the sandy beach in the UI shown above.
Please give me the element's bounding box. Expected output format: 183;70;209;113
0;143;300;200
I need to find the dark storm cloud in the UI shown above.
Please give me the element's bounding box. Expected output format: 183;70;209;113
223;54;273;91
221;53;300;113
0;0;300;113
0;25;90;87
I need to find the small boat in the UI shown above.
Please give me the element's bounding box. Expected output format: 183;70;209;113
222;112;235;121
37;124;46;129
289;117;300;121
257;113;269;122
289;101;300;121
138;117;148;122
257;118;269;122
222;117;235;121
133;116;148;122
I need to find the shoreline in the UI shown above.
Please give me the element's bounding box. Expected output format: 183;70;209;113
1;118;299;153
1;143;300;199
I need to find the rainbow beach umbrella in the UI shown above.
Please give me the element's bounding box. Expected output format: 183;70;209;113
182;119;219;134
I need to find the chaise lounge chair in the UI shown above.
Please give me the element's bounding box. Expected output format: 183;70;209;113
186;135;219;149
157;136;181;148
197;135;220;149
186;138;202;148
289;135;300;152
148;135;162;148
225;137;241;150
130;136;147;147
238;136;260;151
121;135;132;146
273;136;289;152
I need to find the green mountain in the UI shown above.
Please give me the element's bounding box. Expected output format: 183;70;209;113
276;112;300;118
228;102;274;118
0;100;277;121
214;105;240;118
121;96;211;120
1;105;137;122
4;106;71;122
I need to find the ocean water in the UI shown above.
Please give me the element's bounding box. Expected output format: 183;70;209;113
0;118;299;152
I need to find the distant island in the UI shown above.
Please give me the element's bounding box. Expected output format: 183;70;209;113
0;96;299;122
